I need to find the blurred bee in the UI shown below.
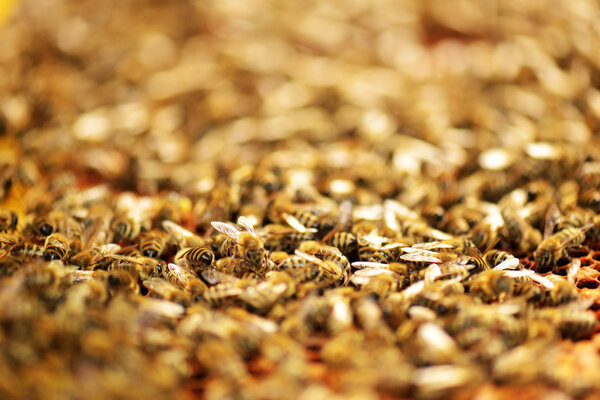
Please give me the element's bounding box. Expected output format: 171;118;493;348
326;231;357;255
143;277;190;306
211;217;268;274
32;211;59;236
173;246;215;272
110;213;142;241
107;254;164;280
537;304;597;340
43;233;71;261
469;222;500;251
468;270;513;302
70;243;121;270
500;207;542;252
483;249;519;270
578;189;600;212
10;242;45;258
0;209;18;232
542;274;578;306
139;229;168;258
162;220;204;248
105;269;139;294
420;204;445;228
534;225;590;270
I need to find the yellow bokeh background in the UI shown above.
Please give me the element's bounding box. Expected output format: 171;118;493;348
0;0;18;26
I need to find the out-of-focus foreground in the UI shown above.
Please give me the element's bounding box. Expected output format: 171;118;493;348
2;1;600;399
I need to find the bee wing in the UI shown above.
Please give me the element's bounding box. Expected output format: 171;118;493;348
281;212;317;233
143;277;176;293
72;270;95;282
402;280;426;299
167;262;191;285
338;200;353;226
294;250;335;274
412;241;454;250
211;221;241;241
543;204;561;239
237;216;258;236
353;267;394;277
163;220;194;241
401;252;442;263
107;254;140;264
493;257;520;271
400;248;442;263
567;258;581;284
424;263;442;283
200;269;239;286
351;261;389;269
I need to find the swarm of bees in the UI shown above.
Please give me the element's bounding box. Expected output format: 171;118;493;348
3;0;600;399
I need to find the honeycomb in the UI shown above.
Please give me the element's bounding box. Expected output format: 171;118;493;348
2;0;600;399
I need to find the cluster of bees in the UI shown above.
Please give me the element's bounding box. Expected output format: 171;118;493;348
3;0;600;399
2;148;600;398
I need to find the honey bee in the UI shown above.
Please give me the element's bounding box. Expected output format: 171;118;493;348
468;270;513;302
578;189;600;212
298;241;350;280
326;231;357;255
500;207;542;252
43;233;71;261
138;229;168;258
174;246;215;273
211;217;268;273
107;254;164;280
533;225;590;270
483;249;520;270
70;243;121;270
0;209;18;232
537;304;597;340
32;212;59;236
542;274;578;306
163;262;198;289
110;213;142;241
10;242;45;258
162;220;204;248
142;277;190;306
295;249;346;286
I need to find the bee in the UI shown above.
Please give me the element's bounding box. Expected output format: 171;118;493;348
483;249;519;270
420;204;446;227
326;231;357;255
43;233;71;261
211;217;268;274
534;225;590;270
537;304;597;340
468;270;513;302
32;212;59;236
105;269;139;294
70;243;121;270
295;250;346;286
142;277;190;306
110;213;142;241
162;220;204;248
164;262;199;289
10;242;45;258
0;209;18;232
138;229;168;258
578;189;600;212
298;241;350;279
500;207;542;252
107;254;164;280
174;246;215;272
542;274;578;306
